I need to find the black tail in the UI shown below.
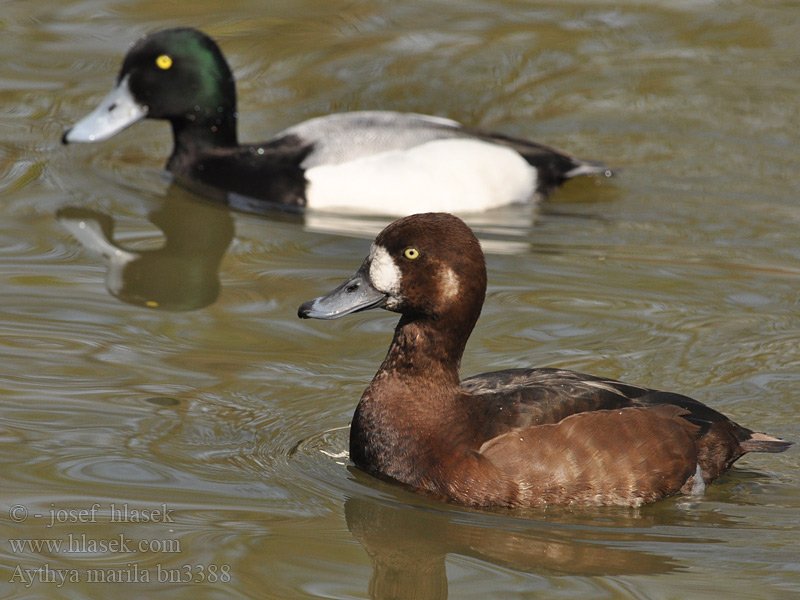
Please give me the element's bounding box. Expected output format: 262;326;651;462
468;128;613;195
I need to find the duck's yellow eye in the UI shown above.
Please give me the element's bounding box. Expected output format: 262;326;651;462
156;54;173;70
403;247;420;260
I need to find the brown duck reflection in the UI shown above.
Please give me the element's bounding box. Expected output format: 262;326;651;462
57;194;234;311
343;486;716;600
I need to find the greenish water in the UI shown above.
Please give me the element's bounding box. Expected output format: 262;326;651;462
2;1;799;598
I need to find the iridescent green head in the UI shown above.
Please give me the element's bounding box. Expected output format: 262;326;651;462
121;27;236;120
63;27;237;146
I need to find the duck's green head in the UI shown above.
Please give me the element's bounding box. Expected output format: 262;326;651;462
63;27;237;146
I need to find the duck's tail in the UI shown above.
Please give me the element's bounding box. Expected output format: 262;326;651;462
564;158;614;180
740;431;793;453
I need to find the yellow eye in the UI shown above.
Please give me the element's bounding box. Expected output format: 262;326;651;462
403;247;420;260
156;54;173;70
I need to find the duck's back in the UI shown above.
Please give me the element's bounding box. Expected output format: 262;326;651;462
459;367;790;506
278;111;466;167
271;111;610;214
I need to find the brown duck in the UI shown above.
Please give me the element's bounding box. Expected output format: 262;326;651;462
299;213;791;507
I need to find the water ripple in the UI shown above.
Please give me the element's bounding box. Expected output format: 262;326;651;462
2;1;800;598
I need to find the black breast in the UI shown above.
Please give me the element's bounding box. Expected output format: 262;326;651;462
168;133;313;208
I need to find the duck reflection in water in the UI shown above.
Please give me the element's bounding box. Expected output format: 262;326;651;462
343;489;705;600
57;192;234;311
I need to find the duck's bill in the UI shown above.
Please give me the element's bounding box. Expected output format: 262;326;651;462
62;76;147;144
298;262;386;320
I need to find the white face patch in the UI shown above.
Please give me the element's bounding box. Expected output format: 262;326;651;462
440;266;460;301
368;244;401;295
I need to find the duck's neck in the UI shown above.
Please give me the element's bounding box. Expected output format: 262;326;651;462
170;111;238;154
380;314;472;387
350;310;480;479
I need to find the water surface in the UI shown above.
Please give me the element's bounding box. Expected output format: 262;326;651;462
2;1;799;598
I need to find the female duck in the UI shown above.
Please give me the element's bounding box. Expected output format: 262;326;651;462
62;28;611;216
298;213;790;507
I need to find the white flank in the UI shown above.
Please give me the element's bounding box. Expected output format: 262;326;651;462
368;244;401;295
304;138;537;216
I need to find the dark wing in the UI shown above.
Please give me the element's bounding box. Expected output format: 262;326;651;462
459;367;754;449
460;367;789;495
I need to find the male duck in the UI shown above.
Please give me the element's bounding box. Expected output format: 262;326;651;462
298;213;790;507
62;27;611;216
